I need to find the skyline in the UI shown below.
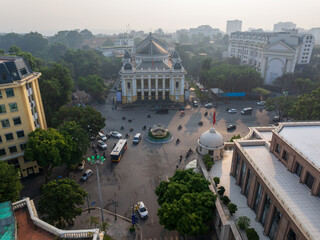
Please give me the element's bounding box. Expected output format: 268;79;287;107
1;0;320;36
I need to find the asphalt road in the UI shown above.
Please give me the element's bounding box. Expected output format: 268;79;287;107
78;95;275;239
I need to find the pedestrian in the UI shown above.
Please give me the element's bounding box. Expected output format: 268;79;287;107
176;165;179;170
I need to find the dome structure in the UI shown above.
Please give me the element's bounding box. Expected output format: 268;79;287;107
198;127;224;160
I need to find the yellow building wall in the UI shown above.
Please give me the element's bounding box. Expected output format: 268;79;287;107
0;73;46;177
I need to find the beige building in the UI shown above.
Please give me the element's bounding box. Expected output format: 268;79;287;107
230;122;320;240
119;33;187;104
0;56;47;177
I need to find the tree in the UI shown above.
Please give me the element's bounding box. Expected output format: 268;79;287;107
58;121;90;167
290;88;320;120
155;169;217;236
39;63;74;126
25;128;73;183
78;75;107;102
8;46;42;70
246;228;259;240
203;154;214;170
0;162;22;202
252;87;270;100
53;105;106;137
228;203;238;215
237;216;251;230
213;177;220;186
217;186;225;196
265;96;296;121
39;178;87;227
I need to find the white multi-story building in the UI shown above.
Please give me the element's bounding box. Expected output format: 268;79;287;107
273;22;297;32
228;31;314;85
309;28;320;45
114;38;134;47
119;33;187;104
226;20;242;35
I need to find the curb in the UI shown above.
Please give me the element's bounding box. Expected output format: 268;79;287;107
84;207;142;240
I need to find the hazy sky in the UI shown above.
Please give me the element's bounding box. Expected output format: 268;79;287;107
1;0;320;35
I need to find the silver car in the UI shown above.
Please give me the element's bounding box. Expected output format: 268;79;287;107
97;140;107;150
81;169;93;182
110;131;123;138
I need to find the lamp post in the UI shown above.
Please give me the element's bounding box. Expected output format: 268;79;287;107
86;154;106;223
112;200;118;221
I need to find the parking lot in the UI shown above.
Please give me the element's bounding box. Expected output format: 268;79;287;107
76;94;275;239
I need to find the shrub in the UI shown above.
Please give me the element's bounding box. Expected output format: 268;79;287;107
220;195;231;205
246;228;259;240
213;177;220;186
227;203;238;215
237;216;251;230
203;154;214;170
217;186;225;196
230;134;241;142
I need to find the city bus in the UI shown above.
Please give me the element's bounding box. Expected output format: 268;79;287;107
110;139;128;162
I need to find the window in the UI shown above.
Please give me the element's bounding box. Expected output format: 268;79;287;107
305;172;314;189
158;79;163;88
0;148;6;157
143;79;148;88
1;119;10;128
287;228;296;240
175;81;179;88
261;194;271;226
294;162;302;177
269;207;282;240
282;150;288;161
234;154;240;179
16;130;25;138
9;103;18;112
136;79;141;89
165;79;170;88
239;162;247;187
5;133;14;141
0;135;2;143
0;104;6;114
20;143;27;151
151;79;155;88
275;144;281;153
254;183;262;212
208;150;213;155
13;117;21;125
127;82;131;89
0;90;2;98
9;146;18;154
20;67;27;75
5;88;14;97
244;169;252;197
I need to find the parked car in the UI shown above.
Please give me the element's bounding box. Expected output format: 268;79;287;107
257;101;266;106
273;116;280;122
204;103;213;109
81;169;93;182
241;107;253;115
77;160;85;171
227;124;237;131
193;101;198;107
137;201;148;219
110;131;123;138
98;132;107;142
228;109;237;114
97;140;107;150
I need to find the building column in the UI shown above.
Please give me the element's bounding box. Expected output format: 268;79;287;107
155;78;158;100
162;78;165;97
141;79;144;100
148;77;151;100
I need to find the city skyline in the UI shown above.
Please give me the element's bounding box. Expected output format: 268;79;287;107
1;0;319;36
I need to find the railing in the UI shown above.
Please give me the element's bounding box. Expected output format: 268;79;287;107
12;198;99;239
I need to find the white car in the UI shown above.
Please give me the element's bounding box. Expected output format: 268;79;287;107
257;101;266;106
204;103;213;109
98;132;107;142
228;109;237;114
97;140;107;150
110;131;123;138
81;169;93;182
137;201;148;219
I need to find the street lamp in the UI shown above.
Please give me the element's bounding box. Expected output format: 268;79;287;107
112;200;118;221
86;155;106;223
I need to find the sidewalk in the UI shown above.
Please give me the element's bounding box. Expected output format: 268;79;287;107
69;208;142;240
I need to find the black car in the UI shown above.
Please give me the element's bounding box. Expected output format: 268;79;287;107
273;116;280;122
227;124;236;131
156;109;169;114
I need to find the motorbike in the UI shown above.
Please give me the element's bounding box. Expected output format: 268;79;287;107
122;116;126;120
198;120;203;126
129;128;133;132
125;133;129;138
147;114;151;118
128;119;132;122
120;126;124;130
204;112;208;117
179;155;183;162
178;125;182;130
176;138;180;144
142;125;146;130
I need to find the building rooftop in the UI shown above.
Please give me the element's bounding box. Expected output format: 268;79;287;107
0;56;33;84
0;201;15;240
135;33;168;56
276;124;320;171
239;143;320;240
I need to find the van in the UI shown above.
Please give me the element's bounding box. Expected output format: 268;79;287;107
133;133;142;144
98;132;107;142
241;107;253;115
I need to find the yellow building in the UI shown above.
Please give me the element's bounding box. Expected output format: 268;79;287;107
0;56;47;177
119;33;187;104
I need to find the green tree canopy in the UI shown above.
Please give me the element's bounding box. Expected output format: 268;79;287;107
252;87;270;100
265;96;296;121
0;162;23;202
39;178;87;227
52;105;106;137
25;128;73;182
290;87;320;120
39;63;74;126
58;121;90;165
78;75;107;102
8;46;43;70
155;169;217;236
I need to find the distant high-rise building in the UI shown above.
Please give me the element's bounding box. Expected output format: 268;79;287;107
309;28;320;44
228;31;314;84
273;22;296;32
226;20;242;35
189;25;221;38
